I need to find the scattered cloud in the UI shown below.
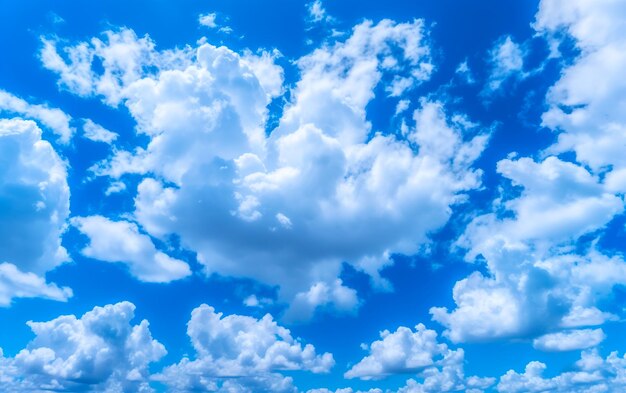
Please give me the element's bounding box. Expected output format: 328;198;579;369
43;20;488;320
345;323;495;391
345;324;448;380
533;329;606;352
156;304;334;391
0;89;74;143
0;118;71;305
431;157;624;342
82;118;118;143
483;36;527;95
0;302;166;391
72;215;191;283
198;13;218;28
498;349;626;392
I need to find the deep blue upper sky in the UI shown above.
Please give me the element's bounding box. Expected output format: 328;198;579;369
1;1;626;392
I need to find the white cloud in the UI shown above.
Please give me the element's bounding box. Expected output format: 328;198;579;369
307;0;328;23
72;215;191;283
536;0;626;174
40;29;193;106
431;157;624;342
455;60;475;84
242;49;285;99
156;304;334;391
198;13;218;28
0;302;166;392
497;349;626;392
0;263;71;306
243;294;273;308
308;389;382;393
483;36;526;94
82;118;118;143
344;323;494;392
286;279;359;322
345;324;447;380
396;350;495;393
0;89;74;143
43;21;488;319
105;180;127;195
433;0;626;345
0;118;71;305
533;329;605;352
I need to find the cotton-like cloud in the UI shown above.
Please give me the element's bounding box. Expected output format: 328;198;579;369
483;36;526;94
82;119;118;143
72;215;191;283
307;389;382;393
0;263;71;306
0;89;74;143
344;323;494;392
533;329;605;352
40;29;193;106
42;21;488;319
497;349;626;392
198;13;218;28
0;118;72;305
156;304;334;391
431;0;626;344
0;302;166;392
536;0;626;174
345;324;447;380
431;157;624;342
307;0;331;24
395;350;495;393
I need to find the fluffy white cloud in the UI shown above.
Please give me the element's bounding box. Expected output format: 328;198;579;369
536;0;626;174
432;0;626;344
483;36;526;94
82;119;118;143
533;329;605;352
395;350;495;393
40;29;193;106
286;279;359;321
43;21;488;319
0;302;166;392
0;89;74;143
307;0;331;24
498;349;626;392
345;324;447;380
198;13;218;28
156;304;334;391
431;156;624;342
0;263;71;306
344;323;494;392
0;118;72;305
307;389;381;393
72;215;191;283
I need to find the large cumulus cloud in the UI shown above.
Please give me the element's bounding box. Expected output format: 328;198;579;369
42;21;489;319
0;302;165;392
156;304;334;392
0;118;72;305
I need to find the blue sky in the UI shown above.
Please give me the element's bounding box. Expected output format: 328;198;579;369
1;0;626;392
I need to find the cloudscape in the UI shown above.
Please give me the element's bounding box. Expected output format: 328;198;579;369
1;0;626;391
